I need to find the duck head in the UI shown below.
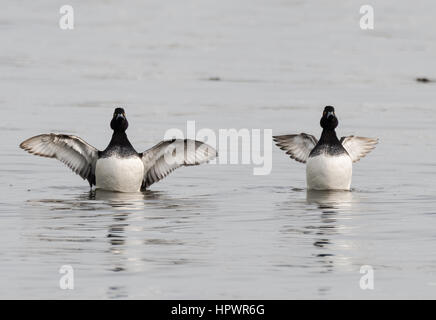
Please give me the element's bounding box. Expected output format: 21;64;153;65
110;107;129;132
320;106;338;130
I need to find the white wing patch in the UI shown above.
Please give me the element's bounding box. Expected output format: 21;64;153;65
141;139;217;189
340;136;378;163
273;133;318;164
19;134;99;184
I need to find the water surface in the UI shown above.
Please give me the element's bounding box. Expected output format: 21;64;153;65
1;0;436;299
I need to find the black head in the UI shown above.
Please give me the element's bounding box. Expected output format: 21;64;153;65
110;107;128;132
320;106;338;130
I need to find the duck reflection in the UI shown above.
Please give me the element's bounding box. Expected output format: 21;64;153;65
89;189;167;257
93;189;207;273
26;188;212;297
89;190;150;273
277;188;356;286
306;189;353;209
90;189;146;210
306;190;355;279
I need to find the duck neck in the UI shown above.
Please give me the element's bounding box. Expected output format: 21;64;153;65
319;129;340;145
109;131;133;148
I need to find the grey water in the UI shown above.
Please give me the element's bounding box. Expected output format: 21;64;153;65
1;0;436;299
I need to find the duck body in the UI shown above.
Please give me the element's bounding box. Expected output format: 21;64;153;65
95;130;144;192
306;125;352;191
19;108;217;193
306;153;352;190
274;106;378;191
95;157;144;192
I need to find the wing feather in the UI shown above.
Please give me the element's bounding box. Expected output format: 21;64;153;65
19;134;99;185
340;136;378;162
273;133;318;163
141;139;217;189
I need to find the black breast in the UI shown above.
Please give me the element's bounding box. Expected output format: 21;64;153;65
309;143;348;158
309;129;348;158
99;145;139;159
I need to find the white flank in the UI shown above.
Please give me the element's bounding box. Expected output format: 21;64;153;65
95;157;144;192
306;154;352;191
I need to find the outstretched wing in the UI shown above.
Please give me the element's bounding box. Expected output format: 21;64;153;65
141;139;217;189
19;134;99;185
273;133;318;163
340;136;378;163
